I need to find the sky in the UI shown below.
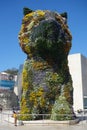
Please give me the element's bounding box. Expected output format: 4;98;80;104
0;0;87;72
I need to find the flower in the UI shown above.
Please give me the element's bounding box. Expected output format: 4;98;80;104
36;10;45;16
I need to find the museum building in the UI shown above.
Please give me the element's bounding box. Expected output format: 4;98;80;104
68;53;87;112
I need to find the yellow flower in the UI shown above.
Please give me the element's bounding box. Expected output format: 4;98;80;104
40;98;45;107
24;12;34;21
26;12;34;17
27;21;35;31
22;82;29;90
23;37;29;44
22;69;28;78
52;73;58;80
24;45;31;53
36;10;45;16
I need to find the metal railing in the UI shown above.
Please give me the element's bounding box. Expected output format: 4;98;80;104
0;110;87;125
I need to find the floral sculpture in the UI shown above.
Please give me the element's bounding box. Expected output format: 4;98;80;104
18;8;75;120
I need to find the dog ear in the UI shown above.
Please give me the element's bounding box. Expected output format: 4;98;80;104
23;7;33;16
60;12;67;19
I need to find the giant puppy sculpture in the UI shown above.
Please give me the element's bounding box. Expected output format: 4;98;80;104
18;8;75;120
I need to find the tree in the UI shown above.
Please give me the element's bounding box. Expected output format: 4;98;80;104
4;68;18;75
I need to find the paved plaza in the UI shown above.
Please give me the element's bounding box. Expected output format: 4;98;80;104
1;111;87;130
1;123;87;130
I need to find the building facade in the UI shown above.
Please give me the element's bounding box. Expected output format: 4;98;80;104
0;72;18;109
0;72;16;90
68;53;87;112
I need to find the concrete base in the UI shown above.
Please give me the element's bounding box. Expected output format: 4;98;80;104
23;118;80;125
5;116;79;125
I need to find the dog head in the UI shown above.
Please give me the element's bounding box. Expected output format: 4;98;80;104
18;8;72;63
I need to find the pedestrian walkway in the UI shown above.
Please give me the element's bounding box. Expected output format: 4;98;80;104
1;111;87;130
1;123;87;130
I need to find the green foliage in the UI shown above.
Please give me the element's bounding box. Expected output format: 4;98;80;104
31;20;60;42
35;37;65;64
45;72;63;100
4;68;18;75
51;96;73;120
31;20;66;64
63;82;73;105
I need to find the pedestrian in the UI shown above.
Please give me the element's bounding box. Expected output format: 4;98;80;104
0;107;2;112
12;111;17;126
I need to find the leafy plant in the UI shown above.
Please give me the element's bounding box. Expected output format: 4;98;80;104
51;96;73;120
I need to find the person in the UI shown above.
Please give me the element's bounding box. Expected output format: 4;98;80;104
12;111;17;126
0;107;2;112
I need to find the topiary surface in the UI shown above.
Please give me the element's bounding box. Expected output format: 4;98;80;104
18;8;75;120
